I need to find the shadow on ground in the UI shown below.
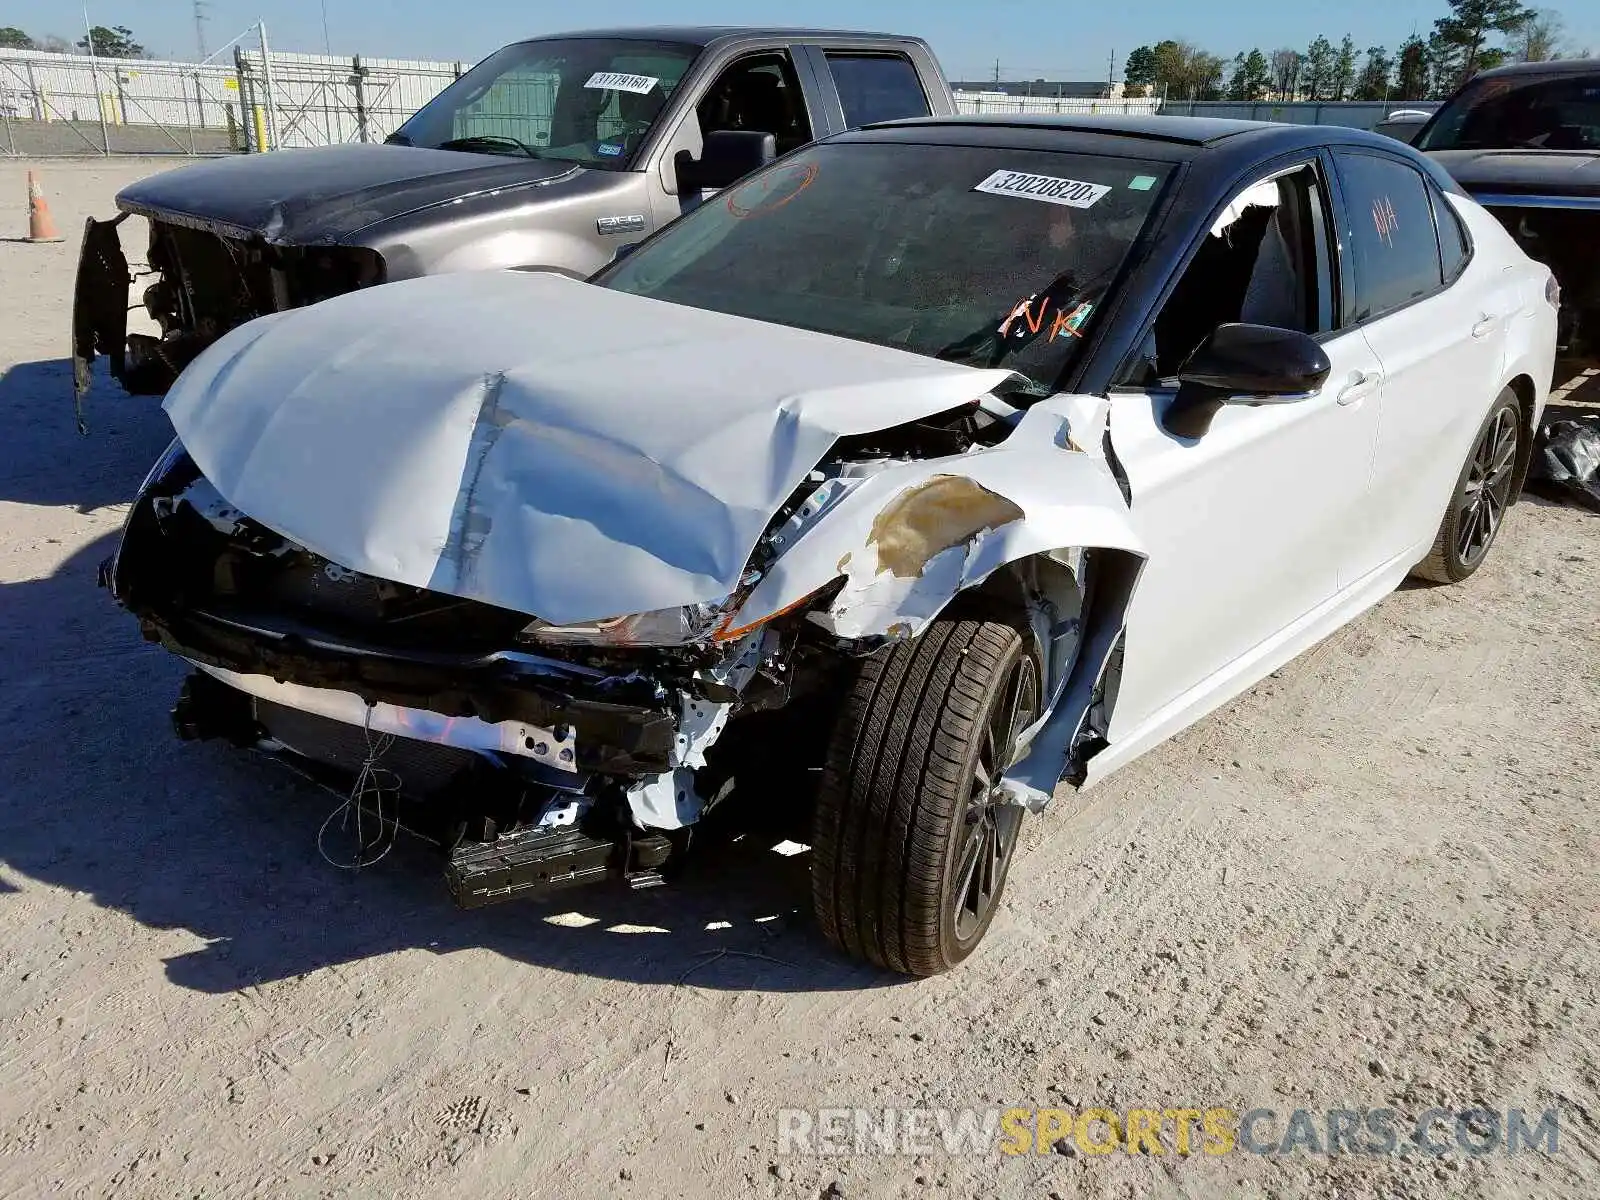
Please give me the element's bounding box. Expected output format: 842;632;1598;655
0;358;175;512
0;372;892;996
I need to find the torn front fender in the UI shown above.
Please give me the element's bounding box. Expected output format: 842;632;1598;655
71;214;130;414
725;402;1147;642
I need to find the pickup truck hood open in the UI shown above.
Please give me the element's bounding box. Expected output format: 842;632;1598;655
1429;149;1600;199
115;142;579;244
164;271;1015;625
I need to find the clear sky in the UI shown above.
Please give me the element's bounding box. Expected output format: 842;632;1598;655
16;0;1598;79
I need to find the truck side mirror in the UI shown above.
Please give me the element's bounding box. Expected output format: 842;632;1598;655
675;131;777;193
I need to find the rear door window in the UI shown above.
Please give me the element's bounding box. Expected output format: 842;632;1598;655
1332;151;1445;323
1431;185;1472;284
825;54;930;127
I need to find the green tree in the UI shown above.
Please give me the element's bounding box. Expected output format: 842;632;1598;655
77;24;145;58
1431;0;1533;86
0;26;35;49
1395;35;1431;99
1353;46;1395;100
1303;35;1337;100
1334;35;1358;100
1226;49;1273;101
1510;9;1566;61
1150;39;1187;96
1270;48;1303;99
1192;52;1227;100
1123;45;1158;93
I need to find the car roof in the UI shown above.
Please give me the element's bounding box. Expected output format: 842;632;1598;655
516;26;928;47
847;114;1409;162
1470;57;1600;80
878;113;1275;147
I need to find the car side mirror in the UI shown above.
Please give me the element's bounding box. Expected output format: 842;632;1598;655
675;130;777;193
1165;324;1332;438
1179;323;1332;400
612;242;640;262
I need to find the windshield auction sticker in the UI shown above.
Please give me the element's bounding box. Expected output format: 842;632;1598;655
974;170;1111;209
584;72;660;94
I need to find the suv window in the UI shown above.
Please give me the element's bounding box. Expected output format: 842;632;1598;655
1128;163;1335;384
1417;72;1600;151
698;52;813;155
1333;151;1444;323
826;53;931;127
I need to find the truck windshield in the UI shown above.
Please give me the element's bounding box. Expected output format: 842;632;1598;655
1417;72;1600;151
389;38;700;169
598;141;1172;394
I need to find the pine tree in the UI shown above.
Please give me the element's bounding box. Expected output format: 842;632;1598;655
1353;46;1395;101
1334;36;1358;100
1396;36;1431;100
1303;36;1337;101
1431;0;1534;86
1226;49;1273;101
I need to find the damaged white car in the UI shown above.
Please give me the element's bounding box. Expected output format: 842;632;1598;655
109;116;1557;974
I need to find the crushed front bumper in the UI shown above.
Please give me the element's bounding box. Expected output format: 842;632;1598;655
134;602;681;777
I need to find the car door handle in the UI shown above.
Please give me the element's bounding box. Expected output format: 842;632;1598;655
1471;315;1499;339
1336;371;1382;406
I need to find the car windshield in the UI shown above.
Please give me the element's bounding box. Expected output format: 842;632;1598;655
598;142;1172;393
388;38;700;169
1417;72;1600;151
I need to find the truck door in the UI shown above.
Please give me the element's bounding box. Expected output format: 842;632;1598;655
646;47;819;226
799;46;938;130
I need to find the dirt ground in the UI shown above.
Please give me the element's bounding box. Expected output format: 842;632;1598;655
0;158;1596;1200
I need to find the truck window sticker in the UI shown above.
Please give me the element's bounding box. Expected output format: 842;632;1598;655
584;72;660;95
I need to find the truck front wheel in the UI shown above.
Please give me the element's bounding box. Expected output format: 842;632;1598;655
811;616;1041;976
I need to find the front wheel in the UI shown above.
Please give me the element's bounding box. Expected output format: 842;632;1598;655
1411;389;1522;585
811;616;1041;976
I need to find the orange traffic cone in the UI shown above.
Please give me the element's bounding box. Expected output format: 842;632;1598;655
26;171;64;243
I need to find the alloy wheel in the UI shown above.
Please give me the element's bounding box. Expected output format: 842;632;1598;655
1457;406;1518;568
952;654;1040;942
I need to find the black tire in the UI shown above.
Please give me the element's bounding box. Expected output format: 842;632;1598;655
1411;388;1522;585
811;616;1041;976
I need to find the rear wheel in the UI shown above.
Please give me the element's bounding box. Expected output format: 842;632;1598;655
1411;389;1521;585
811;616;1040;976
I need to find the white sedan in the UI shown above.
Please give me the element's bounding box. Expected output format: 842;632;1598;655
110;115;1557;975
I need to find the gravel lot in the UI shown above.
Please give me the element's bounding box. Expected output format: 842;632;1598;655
1;158;1596;1200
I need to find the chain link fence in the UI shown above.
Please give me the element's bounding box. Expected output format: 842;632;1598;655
0;45;466;157
1;43;1417;159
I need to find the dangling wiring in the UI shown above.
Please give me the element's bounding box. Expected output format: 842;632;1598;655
317;705;403;869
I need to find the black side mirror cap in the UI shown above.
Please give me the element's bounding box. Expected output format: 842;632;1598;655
1178;323;1332;400
675;130;777;193
1164;324;1332;438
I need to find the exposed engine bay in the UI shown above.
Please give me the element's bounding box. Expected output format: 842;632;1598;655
110;408;1124;909
106;267;1147;914
72;214;383;403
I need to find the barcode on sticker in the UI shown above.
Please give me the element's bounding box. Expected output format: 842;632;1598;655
973;170;1111;209
584;72;660;94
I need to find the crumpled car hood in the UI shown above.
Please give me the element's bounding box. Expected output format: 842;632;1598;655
164;270;1015;625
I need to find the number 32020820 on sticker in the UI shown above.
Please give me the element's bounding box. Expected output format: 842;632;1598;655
973;170;1112;209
